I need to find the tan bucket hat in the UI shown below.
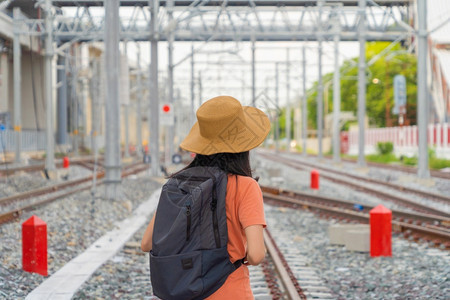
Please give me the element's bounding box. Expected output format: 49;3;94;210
180;95;271;155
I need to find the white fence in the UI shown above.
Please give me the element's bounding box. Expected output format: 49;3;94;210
0;130;47;152
345;123;450;159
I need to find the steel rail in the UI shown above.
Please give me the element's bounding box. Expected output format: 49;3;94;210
263;228;305;300
259;152;450;217
260;186;450;227
275;151;450;180
0;162;149;225
0;183;93;224
0;156;104;176
350;159;450;180
263;192;450;249
283;154;450;204
0;175;101;206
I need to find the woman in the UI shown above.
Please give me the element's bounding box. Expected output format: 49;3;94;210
141;95;271;299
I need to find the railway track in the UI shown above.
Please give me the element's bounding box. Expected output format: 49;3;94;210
0;161;149;225
268;150;450;180
261;185;450;250
341;157;450;180
262;228;306;299
0;156;104;182
258;151;450;217
262;227;336;299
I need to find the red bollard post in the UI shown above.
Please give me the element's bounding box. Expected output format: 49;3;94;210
310;169;319;190
63;156;70;169
370;205;392;257
22;215;48;276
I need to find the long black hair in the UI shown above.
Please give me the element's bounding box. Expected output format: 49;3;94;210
171;151;254;178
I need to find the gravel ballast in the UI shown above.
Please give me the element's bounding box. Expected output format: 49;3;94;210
0;170;162;299
266;204;450;300
1;151;449;299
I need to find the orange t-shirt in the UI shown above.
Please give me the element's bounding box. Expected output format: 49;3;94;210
206;175;266;300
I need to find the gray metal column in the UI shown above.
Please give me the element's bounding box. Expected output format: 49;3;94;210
241;70;246;102
149;0;160;176
317;40;324;158
71;49;79;156
357;0;367;167
285;48;291;152
104;0;122;198
417;0;430;178
123;41;130;158
316;0;324;159
13;8;22;164
275;63;279;153
90;59;100;138
167;0;175;161
90;59;100;171
302;46;307;156
44;0;55;171
251;36;256;107
81;74;88;149
136;44;143;156
57;54;68;145
332;32;341;163
198;71;203;105
190;44;195;126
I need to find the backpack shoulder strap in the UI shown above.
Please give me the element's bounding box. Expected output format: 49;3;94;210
233;174;247;268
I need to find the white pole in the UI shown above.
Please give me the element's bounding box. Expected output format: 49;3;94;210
44;0;55;171
417;0;430;178
104;0;122;198
357;0;367;167
302;47;307;156
149;0;160;176
13;8;22;164
332;31;341;163
285;49;291;151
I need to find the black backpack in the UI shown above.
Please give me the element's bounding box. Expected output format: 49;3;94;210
150;166;243;300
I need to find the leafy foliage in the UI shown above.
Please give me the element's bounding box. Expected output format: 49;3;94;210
376;141;394;155
306;42;418;129
277;107;295;139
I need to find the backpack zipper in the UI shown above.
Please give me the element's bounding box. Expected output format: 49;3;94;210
211;185;221;248
186;204;191;241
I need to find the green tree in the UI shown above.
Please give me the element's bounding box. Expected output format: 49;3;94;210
277;107;295;139
306;42;418;129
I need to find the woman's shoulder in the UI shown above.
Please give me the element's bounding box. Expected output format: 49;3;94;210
228;174;259;189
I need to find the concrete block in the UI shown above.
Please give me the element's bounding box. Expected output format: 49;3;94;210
344;229;370;252
328;224;369;245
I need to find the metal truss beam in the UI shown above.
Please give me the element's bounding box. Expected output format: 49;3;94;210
15;1;412;43
52;1;413;7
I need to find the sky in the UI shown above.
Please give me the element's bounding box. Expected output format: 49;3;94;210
125;40;360;111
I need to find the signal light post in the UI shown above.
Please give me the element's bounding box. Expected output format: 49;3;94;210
161;104;174;166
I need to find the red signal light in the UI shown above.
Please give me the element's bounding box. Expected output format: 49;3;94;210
162;104;170;113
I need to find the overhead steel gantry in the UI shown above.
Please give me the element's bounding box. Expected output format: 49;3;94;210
9;0;425;199
15;0;413;43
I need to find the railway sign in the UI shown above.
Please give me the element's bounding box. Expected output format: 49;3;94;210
393;74;407;115
160;103;174;126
